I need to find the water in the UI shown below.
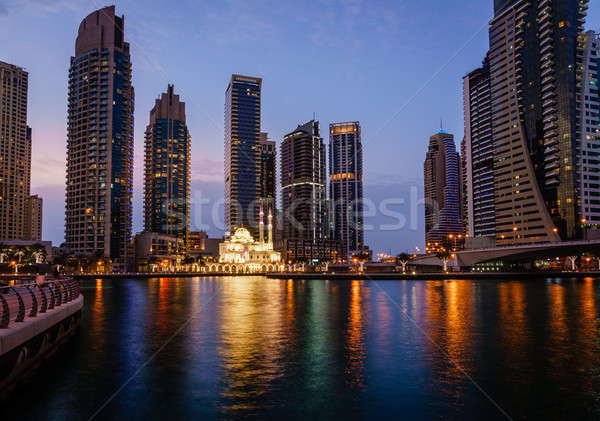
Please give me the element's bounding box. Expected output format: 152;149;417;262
4;276;600;420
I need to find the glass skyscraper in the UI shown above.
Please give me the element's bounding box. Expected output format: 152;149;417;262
329;122;364;258
281;120;327;241
143;85;190;241
424;131;464;252
224;75;261;238
66;6;134;261
483;0;588;244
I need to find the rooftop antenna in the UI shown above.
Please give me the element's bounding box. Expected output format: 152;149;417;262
440;118;443;131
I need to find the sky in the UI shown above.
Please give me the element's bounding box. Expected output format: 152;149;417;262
1;0;599;255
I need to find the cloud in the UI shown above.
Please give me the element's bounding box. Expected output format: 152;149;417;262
0;2;8;16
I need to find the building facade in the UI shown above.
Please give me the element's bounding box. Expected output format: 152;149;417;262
144;85;190;241
224;74;262;238
66;6;135;260
258;132;276;203
24;195;43;241
579;30;600;232
281;120;328;244
484;0;587;245
329;121;364;258
462;57;496;239
134;231;185;272
424;130;464;252
0;61;31;240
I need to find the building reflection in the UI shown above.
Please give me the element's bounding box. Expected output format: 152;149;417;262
345;280;366;389
422;280;476;405
216;277;369;417
217;277;287;415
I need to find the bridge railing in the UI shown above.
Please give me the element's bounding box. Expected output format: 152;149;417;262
0;279;81;329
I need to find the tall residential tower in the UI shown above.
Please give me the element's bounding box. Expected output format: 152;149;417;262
281;120;327;241
66;6;134;260
0;61;31;240
485;0;587;244
462;56;495;239
144;85;190;240
424;130;464;251
579;30;600;231
329;121;364;258
224;74;261;238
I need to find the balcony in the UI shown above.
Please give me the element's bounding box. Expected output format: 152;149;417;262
545;129;559;138
543;121;558;131
542;90;556;101
541;66;554;78
539;28;553;40
544;161;559;170
543;98;557;108
544;154;558;162
543;106;557;115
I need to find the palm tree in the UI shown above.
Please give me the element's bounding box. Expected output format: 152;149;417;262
436;251;452;272
30;243;47;264
395;252;413;274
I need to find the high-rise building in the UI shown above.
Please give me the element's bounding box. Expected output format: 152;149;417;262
462;56;496;239
0;61;31;240
484;0;588;245
24;195;43;241
258;132;276;204
281;120;327;241
224;74;261;238
143;84;190;241
424;130;463;252
579;30;600;231
66;6;134;260
329;121;364;258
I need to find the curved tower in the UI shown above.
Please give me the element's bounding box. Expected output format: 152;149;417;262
66;6;134;260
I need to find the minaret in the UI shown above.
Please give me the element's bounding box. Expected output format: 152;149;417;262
267;206;273;247
259;203;265;244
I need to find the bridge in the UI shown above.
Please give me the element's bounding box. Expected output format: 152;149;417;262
413;240;600;268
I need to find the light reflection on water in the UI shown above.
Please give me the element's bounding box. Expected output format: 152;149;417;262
6;276;600;420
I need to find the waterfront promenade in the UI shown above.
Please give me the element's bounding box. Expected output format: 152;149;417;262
66;270;600;280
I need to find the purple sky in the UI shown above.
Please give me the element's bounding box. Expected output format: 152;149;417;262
1;0;599;254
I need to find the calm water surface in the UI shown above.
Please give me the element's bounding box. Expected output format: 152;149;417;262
5;276;600;420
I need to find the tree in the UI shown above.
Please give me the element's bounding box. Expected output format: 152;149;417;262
396;253;413;274
436;251;452;272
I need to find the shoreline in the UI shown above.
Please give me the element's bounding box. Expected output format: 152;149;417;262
62;271;600;280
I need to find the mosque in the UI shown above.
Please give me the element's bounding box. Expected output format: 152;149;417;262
214;206;283;273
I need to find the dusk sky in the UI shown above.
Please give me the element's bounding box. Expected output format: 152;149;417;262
1;0;599;254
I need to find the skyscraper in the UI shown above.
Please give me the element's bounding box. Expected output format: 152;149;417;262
329;121;364;258
258;132;276;205
578;30;600;231
424;130;463;252
462;56;496;239
66;6;134;260
281;120;327;241
0;61;31;240
485;0;590;245
144;85;190;241
224;74;261;238
24;195;43;241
